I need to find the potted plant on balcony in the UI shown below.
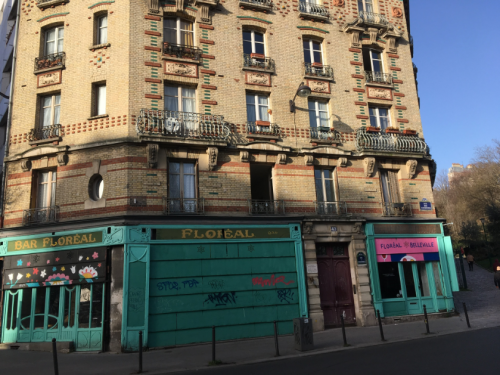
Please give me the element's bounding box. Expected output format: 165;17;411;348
318;126;330;132
250;53;265;59
385;126;400;134
403;128;417;135
366;126;380;133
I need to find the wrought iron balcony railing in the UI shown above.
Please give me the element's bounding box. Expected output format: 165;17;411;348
364;71;393;85
304;62;334;79
163;42;203;62
28;124;62;142
239;0;272;8
248;200;285;215
355;127;428;154
315;201;348;216
137;109;230;140
243;54;275;72
246;122;281;137
23;206;60;226
164;198;205;215
359;11;390;27
34;52;65;72
381;202;412;217
298;1;329;17
310;127;340;141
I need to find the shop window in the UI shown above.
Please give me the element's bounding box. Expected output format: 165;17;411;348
402;262;417;298
308;99;329;128
378;262;402;299
33;287;47;329
164;17;194;46
432;262;443;296
369;106;390;130
96;13;108;45
417;262;431;297
44;26;64;55
20;289;33;331
63;287;77;329
303;38;323;65
168;161;197;213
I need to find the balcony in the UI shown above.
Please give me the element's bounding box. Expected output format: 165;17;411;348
243;54;275;73
315;201;348;216
34;52;65;73
28;124;62;144
246;121;280;137
381;202;412;217
163;42;203;63
37;0;68;9
355;127;428;154
164;198;205;215
249;200;285;215
364;71;393;86
239;0;273;11
137;109;230;141
310;127;340;142
304;62;334;80
358;11;390;27
298;1;329;20
23;207;60;226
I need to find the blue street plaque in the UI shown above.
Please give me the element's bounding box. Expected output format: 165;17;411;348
420;201;432;211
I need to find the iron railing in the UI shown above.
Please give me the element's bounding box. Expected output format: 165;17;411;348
243;54;275;72
298;1;329;17
246;122;280;137
34;52;65;72
163;42;203;62
381;202;412;217
164;198;205;214
249;200;285;215
310;127;340;141
137;109;230;140
28;124;62;142
239;0;272;7
364;71;393;85
304;62;334;79
315;201;348;215
359;11;390;27
23;206;60;226
356;127;427;154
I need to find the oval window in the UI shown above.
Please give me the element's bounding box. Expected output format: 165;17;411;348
89;174;104;201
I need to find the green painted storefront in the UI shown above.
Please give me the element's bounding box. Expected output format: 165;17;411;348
365;222;459;318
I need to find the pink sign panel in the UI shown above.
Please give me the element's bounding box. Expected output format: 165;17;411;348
375;238;439;254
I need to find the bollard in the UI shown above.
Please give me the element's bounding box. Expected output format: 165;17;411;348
340;313;348;347
463;302;471;328
138;331;143;374
423;305;430;334
212;326;216;363
377;310;386;342
273;321;280;357
52;338;59;375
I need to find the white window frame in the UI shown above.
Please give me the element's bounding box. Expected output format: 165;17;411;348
246;94;269;122
95;83;106;116
303;38;323;64
36;170;57;208
164;85;197;112
358;0;374;12
243;30;265;55
96;14;108;45
163;17;194;46
364;48;384;73
369;106;391;130
40;94;61;127
315;169;336;202
308;99;329;128
44;26;64;55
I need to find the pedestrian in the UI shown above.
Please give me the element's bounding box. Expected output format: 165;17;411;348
467;253;474;271
493;259;500;273
495;266;500;289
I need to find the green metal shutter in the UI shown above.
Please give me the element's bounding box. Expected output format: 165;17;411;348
443;236;459;292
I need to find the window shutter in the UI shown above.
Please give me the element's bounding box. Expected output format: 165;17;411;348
388;170;401;203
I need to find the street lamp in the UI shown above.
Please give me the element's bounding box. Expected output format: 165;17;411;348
289;82;312;113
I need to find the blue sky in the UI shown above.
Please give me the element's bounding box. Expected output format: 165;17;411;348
410;1;499;177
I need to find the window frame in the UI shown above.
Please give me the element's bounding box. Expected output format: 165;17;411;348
242;29;265;55
93;83;107;116
164;85;197;113
40;93;61;128
363;47;384;73
358;0;374;12
246;93;270;122
163;17;194;46
168;161;198;200
314;168;338;203
96;13;108;45
44;26;64;55
33;170;57;209
308;99;329;128
303;38;323;64
369;106;391;130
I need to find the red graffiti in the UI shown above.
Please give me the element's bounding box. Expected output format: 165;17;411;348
252;275;295;287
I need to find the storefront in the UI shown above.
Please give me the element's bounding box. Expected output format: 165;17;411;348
365;223;458;317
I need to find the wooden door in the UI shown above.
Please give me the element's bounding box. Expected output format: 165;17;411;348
317;244;355;327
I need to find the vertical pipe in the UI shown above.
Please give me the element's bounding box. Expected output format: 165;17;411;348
52;338;59;375
273;321;280;357
463;303;471;328
138;331;143;374
377;310;386;341
423;305;430;334
212;326;215;363
340;313;348;347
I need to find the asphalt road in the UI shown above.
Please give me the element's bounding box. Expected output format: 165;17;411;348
177;327;500;375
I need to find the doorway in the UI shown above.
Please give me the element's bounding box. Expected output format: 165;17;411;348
317;243;356;327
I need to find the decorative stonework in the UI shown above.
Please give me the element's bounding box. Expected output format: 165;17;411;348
37;70;62;88
306;79;330;94
303;222;313;234
337;157;347;168
245;71;271;87
240;150;249;163
164;60;198;78
57;152;68;166
147;144;159;168
363;157;375;177
368;28;378;44
277;153;287;165
147;0;160;13
333;0;344;6
406;159;417;179
392;7;403;18
304;155;313;166
367;87;393;101
207;147;218;171
21;159;32;172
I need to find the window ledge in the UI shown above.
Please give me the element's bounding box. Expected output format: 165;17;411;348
29;137;62;146
310;139;339;146
238;0;272;11
34;65;65;75
37;0;68;9
242;66;275;74
246;133;280;141
298;11;329;21
88;114;109;120
365;81;394;89
89;43;111;51
162;55;202;64
304;74;334;82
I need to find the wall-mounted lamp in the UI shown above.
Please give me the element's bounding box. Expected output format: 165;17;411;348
289;82;312;113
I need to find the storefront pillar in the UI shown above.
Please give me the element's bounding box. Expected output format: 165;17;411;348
303;236;323;332
108;245;124;353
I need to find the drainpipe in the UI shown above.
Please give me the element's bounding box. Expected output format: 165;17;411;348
0;0;21;226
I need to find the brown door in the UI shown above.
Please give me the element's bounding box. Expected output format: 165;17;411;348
317;243;356;327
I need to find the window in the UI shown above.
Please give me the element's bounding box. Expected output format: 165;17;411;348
380;169;400;205
93;83;106;116
308;100;329;128
164;18;194;46
315;169;338;214
369;107;390;130
246;93;269;122
168;161;197;212
164;85;196;113
378;262;402;299
35;170;57;208
358;0;373;12
243;30;265;55
89;174;104;201
41;94;61;127
96;14;108;45
362;48;383;73
303;39;322;64
45;26;64;55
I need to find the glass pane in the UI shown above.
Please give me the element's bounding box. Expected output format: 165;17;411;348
169;162;180;174
418;263;431;297
313;50;322;64
246;104;256;122
58;27;64;39
91;284;103;328
37;181;48;208
180;20;192;31
99;15;107;27
164;86;178;111
52;171;57;181
51;180;57;207
325;179;334;201
169;174;180;198
34;288;47;329
315;178;324;202
378;108;388;117
46;28;56;42
303;41;311;63
402;262;417;298
243;30;252;41
371;56;382;72
99;26;107;45
319;111;329;127
7;293;18;330
314;169;322;179
97;178;104;199
164;18;177;29
47;287;60;328
432;262;443;296
63;288;76;328
258;96;268;105
254;42;265;55
53;105;60;125
254;32;264;43
369;108;378;128
55;94;61;105
57;29;64;53
243;40;252;54
78;287;91;328
20;289;33;330
258;105;269;122
97;85;106;115
246;94;255;105
164;29;177;44
182;97;195;114
183;163;195;174
180;30;193;46
323;170;332;179
43;96;52;108
308;108;317;128
378;262;402;299
183;174;195;199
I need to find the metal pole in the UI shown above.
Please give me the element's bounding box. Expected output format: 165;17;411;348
463;303;471;328
212;326;216;363
138;331;143;374
52;338;59;375
273;321;280;357
340;313;348;347
423;305;430;334
377;310;386;342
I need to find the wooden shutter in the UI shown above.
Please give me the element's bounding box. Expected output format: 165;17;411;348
388;170;401;203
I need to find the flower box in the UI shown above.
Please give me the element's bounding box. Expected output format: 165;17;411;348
385;128;400;134
255;120;270;126
312;62;323;67
251;53;265;59
403;129;416;135
366;126;380;132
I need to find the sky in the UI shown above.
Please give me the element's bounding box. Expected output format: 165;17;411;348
410;1;500;177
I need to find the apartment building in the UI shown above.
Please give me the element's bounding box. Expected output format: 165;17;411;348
0;0;458;352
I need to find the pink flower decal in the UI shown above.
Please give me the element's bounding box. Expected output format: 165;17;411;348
79;266;98;279
92;252;99;260
45;273;72;286
27;262;31;267
47;260;50;264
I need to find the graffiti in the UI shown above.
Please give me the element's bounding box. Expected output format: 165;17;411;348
157;281;180;291
182;279;199;288
252;275;295;287
277;289;295;304
129;287;145;312
208;279;225;290
204;292;237;307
